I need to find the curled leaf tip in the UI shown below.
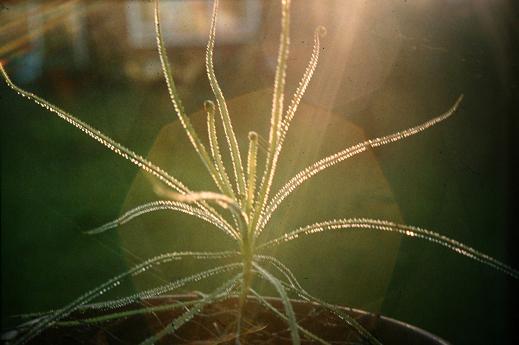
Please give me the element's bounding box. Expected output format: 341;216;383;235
248;131;258;141
316;25;327;38
203;99;215;112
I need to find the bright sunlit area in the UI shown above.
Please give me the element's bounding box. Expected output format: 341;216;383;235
1;1;517;344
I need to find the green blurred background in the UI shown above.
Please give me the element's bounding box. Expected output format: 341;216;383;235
1;1;517;344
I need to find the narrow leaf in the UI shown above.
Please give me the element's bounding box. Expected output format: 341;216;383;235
153;184;249;231
254;255;306;293
0;63;188;195
250;0;292;239
281;282;382;345
139;274;242;345
246;132;259;213
94;262;242;311
85;200;237;239
206;0;247;199
249;289;331;345
279;26;326;145
55;299;202;326
272;25;326;191
205;99;235;198
13;252;238;344
258;95;464;234
260;217;518;279
154;0;228;195
253;262;301;345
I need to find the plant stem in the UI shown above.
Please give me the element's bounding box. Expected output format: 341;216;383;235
236;230;254;344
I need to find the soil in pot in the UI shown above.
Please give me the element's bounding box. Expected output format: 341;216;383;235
5;295;448;345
